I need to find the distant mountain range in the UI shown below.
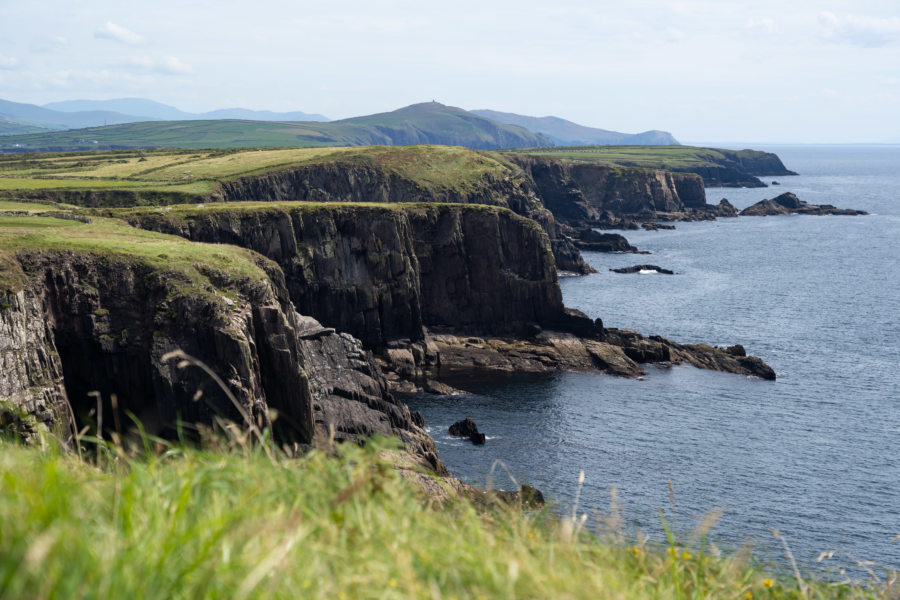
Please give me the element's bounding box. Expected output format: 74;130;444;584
0;98;678;152
0;97;329;132
472;110;679;146
0;102;552;151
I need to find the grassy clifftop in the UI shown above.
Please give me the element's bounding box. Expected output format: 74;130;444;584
506;145;797;186
0;146;521;201
0;213;269;296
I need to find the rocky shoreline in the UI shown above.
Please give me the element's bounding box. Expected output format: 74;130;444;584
1;147;814;503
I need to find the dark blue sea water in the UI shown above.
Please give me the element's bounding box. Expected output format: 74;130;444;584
406;145;900;573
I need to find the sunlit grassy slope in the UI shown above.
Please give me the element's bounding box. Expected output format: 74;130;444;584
0;146;519;199
0;213;268;295
506;145;780;171
0;437;887;600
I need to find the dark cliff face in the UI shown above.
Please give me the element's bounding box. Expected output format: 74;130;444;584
507;155;707;225
0;287;69;439
215;161;592;275
133;206;424;351
9;250;315;443
127;204;569;349
405;205;564;334
1;242;438;464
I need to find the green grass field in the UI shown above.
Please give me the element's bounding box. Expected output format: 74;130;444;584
0;146;519;199
1;434;888;600
506;145;776;170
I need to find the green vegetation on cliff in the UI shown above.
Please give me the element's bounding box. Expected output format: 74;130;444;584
506;145;797;186
1;438;883;600
507;145;748;169
0;146;520;201
0;214;269;295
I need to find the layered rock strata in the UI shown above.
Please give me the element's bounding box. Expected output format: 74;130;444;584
125;204;574;349
124;203;775;383
0;218;437;469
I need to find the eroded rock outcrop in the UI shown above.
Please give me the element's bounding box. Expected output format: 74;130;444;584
0;285;69;440
739;192;868;217
122;203;775;384
574;230;644;253
0;218;438;468
10;248;313;443
508;155;708;226
214;160;593;275
126;204;573;348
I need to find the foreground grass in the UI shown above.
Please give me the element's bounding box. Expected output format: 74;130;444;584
0;438;890;599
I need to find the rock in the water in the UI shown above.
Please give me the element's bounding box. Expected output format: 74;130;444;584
449;417;486;444
449;417;480;437
740;192;867;216
771;181;780;185
610;265;675;275
641;222;676;231
714;198;739;217
574;229;643;253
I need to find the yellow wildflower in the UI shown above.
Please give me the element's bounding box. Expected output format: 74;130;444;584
682;551;692;560
763;578;774;587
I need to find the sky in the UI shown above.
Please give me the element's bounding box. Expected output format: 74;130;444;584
1;0;899;143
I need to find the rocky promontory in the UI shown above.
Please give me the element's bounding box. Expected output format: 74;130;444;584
574;229;646;253
0;214;440;471
739;192;868;216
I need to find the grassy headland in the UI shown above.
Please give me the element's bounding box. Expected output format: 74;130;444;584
0;436;887;600
0;146;523;204
0;213;269;296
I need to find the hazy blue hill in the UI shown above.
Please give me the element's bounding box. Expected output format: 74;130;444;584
199;108;329;121
0;98;150;130
0;102;552;151
44;98;330;122
471;109;679;146
0;120;50;136
43;98;188;120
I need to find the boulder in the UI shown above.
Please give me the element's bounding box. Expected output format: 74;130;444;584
449;417;486;445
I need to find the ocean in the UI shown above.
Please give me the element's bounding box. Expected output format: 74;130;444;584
405;145;900;573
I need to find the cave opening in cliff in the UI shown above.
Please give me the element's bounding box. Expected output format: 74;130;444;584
52;332;162;439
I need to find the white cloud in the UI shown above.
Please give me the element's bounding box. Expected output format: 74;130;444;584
94;21;144;45
47;69;143;88
125;55;194;75
819;12;900;47
0;53;20;69
747;18;775;34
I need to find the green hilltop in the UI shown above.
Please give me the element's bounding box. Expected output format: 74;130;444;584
0;103;551;152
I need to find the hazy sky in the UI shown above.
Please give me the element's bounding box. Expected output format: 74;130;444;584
1;0;898;143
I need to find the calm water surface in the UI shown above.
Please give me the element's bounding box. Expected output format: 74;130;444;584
406;146;900;572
